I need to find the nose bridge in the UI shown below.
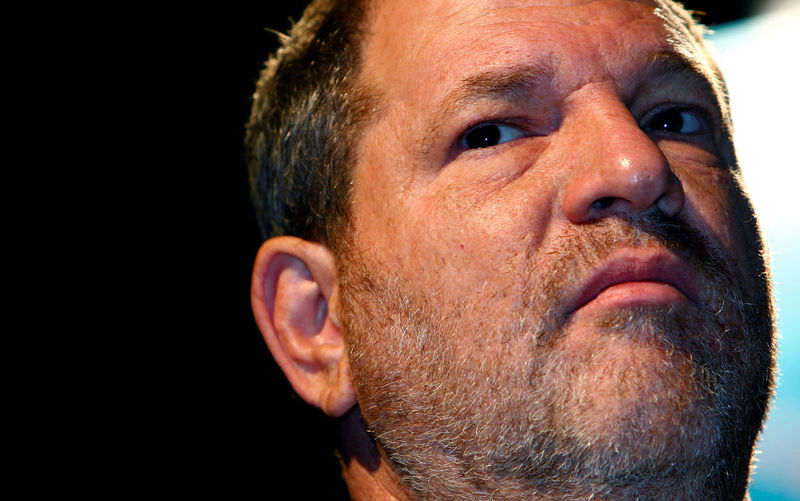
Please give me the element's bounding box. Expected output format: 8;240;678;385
560;91;684;223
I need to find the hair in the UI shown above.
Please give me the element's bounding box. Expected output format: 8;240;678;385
245;0;727;252
245;0;372;249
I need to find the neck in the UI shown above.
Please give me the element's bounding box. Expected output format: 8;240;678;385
335;409;751;500
336;409;415;501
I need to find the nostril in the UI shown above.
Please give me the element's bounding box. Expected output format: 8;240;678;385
591;196;615;211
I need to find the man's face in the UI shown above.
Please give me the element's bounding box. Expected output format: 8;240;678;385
337;0;773;498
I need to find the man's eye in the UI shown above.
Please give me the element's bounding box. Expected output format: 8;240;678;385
460;124;525;149
643;108;707;134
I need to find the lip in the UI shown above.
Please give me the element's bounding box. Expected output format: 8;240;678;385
568;247;701;316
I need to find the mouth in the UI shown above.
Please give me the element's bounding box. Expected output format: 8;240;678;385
568;247;701;317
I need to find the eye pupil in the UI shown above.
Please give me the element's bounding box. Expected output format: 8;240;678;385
653;109;684;132
465;125;501;149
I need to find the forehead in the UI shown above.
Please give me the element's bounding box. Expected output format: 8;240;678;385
359;0;703;101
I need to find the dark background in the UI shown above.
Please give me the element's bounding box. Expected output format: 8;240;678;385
177;1;761;497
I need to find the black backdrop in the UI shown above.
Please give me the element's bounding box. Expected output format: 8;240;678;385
176;1;758;497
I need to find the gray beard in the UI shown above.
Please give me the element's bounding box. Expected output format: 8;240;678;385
339;213;774;500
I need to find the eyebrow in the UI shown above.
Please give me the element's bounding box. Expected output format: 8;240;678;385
417;61;557;156
414;50;716;158
643;50;710;82
450;62;557;108
637;49;722;109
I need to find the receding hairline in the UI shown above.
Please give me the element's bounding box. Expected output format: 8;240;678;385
351;0;722;154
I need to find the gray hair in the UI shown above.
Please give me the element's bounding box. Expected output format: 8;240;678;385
245;0;372;249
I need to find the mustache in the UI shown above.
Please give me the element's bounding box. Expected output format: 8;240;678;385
560;211;724;277
520;211;739;342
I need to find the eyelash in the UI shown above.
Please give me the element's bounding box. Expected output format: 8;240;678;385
453;103;713;155
640;105;711;135
458;122;527;150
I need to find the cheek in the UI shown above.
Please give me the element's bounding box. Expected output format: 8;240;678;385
409;166;560;297
661;144;739;249
352;129;558;301
349;117;421;257
678;163;758;278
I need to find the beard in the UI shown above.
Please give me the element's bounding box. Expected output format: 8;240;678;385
338;212;774;500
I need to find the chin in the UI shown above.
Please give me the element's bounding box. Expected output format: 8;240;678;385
340;220;774;499
497;302;756;493
564;306;724;442
460;302;755;497
551;330;721;471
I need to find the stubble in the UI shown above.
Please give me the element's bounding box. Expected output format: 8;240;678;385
338;212;773;500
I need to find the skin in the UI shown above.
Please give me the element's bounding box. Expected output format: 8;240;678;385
250;0;773;499
333;0;770;499
351;0;752;299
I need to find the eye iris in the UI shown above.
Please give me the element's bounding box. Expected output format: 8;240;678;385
465;125;501;149
654;109;684;132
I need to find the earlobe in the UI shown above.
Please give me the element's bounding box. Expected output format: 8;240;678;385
251;236;356;417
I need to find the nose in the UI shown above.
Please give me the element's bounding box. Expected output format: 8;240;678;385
560;97;685;223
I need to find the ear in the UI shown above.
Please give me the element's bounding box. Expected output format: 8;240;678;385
251;236;356;417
